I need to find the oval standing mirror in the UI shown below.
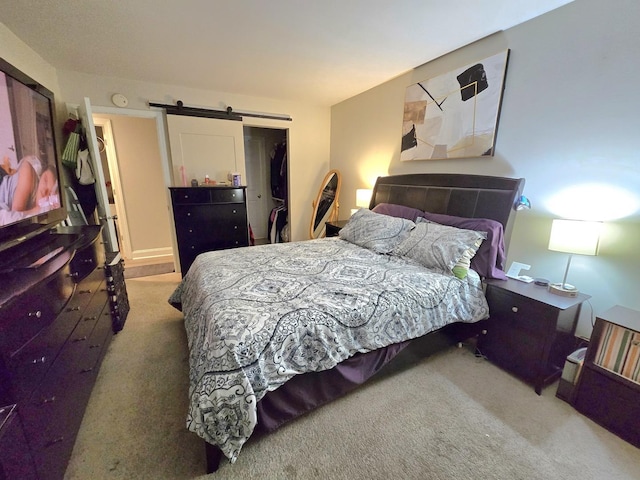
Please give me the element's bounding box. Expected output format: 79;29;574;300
310;169;341;239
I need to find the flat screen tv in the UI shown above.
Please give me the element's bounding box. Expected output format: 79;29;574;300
0;57;67;255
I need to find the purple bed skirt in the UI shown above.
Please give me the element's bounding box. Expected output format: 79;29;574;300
204;320;486;473
254;339;411;434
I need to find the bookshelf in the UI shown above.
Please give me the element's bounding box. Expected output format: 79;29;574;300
573;305;640;447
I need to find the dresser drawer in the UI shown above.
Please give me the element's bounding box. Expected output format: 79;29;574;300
486;286;554;336
69;281;107;342
20;316;108;454
210;188;244;203
174;204;246;230
0;404;38;480
6;330;59;402
21;368;92;480
78;307;113;374
70;236;105;282
171;187;211;204
0;263;75;356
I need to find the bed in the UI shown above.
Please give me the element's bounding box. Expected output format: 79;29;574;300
168;173;525;473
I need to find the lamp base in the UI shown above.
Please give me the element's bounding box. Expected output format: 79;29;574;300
548;282;579;297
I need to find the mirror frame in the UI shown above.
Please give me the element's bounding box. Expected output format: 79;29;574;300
310;169;342;239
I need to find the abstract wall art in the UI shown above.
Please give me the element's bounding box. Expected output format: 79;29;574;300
401;50;510;161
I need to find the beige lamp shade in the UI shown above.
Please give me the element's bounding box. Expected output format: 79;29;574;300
548;219;601;256
356;189;373;209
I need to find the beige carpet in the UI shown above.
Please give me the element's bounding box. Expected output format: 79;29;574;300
64;273;640;480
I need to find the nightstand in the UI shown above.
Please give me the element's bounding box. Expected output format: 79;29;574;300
325;220;350;237
478;278;590;394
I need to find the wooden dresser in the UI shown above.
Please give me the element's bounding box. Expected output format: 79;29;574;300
170;186;249;275
0;225;114;480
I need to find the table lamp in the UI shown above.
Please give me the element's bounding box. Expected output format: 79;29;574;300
356;189;373;209
547;219;601;296
351;188;373;216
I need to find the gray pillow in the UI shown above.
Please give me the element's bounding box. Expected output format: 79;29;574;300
339;209;415;254
392;221;486;274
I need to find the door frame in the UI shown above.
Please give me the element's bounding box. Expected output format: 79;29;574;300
89;105;176;268
243;126;289;242
92;117;131;258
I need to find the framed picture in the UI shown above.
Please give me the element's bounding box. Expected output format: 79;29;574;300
401;50;510;161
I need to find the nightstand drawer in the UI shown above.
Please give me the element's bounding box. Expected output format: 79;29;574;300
486;287;554;336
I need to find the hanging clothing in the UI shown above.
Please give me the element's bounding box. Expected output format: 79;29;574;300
270;142;287;202
268;205;287;243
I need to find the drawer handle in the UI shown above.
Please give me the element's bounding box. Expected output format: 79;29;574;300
67;306;81;312
232;209;237;214
82;258;94;264
187;212;191;216
184;194;189;199
41;396;56;405
28;310;42;319
31;356;47;364
511;306;519;313
46;436;64;447
73;336;88;343
632;340;640;346
89;344;101;349
234;225;238;230
68;272;79;279
78;289;93;294
84;316;97;322
80;367;94;373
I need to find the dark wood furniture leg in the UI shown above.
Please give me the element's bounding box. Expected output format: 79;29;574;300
205;442;223;473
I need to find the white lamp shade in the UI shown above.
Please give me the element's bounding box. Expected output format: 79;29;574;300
356;189;373;209
548;219;602;256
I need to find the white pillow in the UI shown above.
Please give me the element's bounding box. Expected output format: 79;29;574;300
392;221;486;274
339;209;415;254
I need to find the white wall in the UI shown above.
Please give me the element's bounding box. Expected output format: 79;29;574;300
330;0;640;338
0;23;67;145
56;70;331;242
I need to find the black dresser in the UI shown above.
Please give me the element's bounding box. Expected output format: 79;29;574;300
170;186;249;275
0;225;116;480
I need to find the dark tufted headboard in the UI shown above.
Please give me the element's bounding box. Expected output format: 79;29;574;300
370;174;525;252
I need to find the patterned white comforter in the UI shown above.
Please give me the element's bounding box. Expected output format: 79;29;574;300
168;237;489;462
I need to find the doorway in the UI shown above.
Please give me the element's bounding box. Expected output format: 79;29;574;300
91;110;175;274
243;126;288;244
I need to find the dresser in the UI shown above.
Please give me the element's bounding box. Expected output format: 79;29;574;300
0;225;114;480
478;279;590;394
573;305;640;448
170;186;249;275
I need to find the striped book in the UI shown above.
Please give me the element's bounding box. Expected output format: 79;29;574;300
621;332;640;383
594;322;633;375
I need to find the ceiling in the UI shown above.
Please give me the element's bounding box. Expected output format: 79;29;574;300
1;0;573;106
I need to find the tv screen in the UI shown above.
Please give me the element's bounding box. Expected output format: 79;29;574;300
0;57;67;253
